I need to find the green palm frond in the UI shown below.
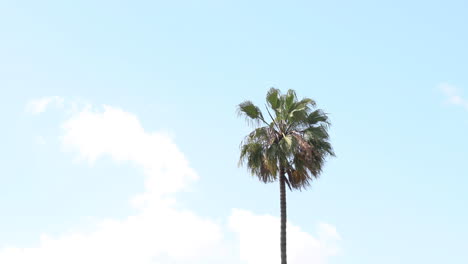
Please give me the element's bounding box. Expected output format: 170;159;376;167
266;88;281;111
237;100;267;126
306;109;330;126
284;89;297;111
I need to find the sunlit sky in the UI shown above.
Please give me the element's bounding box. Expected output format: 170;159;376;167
1;1;468;263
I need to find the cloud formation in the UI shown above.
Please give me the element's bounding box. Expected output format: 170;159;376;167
25;96;64;114
229;209;341;264
440;83;468;110
61;105;197;199
2;103;222;264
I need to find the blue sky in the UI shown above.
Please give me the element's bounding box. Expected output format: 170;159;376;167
1;0;468;263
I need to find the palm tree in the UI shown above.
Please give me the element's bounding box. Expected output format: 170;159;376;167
238;88;335;264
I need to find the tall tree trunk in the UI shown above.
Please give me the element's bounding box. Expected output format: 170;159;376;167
280;167;287;264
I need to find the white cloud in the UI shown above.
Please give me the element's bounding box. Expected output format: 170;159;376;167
4;101;341;264
439;83;468;110
25;96;64;114
229;209;341;264
60;105;197;198
0;205;222;264
1;103;222;264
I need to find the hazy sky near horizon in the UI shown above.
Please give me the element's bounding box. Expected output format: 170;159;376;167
1;1;468;263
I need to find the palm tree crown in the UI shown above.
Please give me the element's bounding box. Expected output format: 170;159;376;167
238;88;335;190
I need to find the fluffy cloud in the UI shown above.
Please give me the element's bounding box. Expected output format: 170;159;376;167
1;103;222;264
61;105;197;199
0;206;222;264
4;99;341;264
229;209;341;264
440;83;468;110
25;96;64;114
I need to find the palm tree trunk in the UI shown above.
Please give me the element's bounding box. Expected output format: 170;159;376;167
280;167;287;264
